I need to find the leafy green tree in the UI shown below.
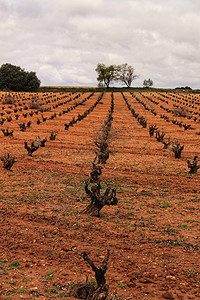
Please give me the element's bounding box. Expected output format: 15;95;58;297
118;63;138;87
95;63;118;88
0;63;40;92
143;78;153;88
24;71;41;92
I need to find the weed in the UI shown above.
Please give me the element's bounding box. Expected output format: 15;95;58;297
9;261;20;268
187;219;199;223
118;283;126;288
44;286;58;293
0;265;8;275
6;226;11;232
47;248;53;253
160;201;171;208
81;233;87;238
57;292;70;298
132;240;139;245
3;280;17;286
161;227;176;235
86;216;93;222
44;270;55;281
176;224;191;230
22;279;31;282
16;288;30;294
87;279;97;286
115;208;120;215
185;269;196;276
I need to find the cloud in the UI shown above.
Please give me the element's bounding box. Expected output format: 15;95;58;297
0;0;200;88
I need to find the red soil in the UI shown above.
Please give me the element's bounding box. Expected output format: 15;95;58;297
0;91;199;300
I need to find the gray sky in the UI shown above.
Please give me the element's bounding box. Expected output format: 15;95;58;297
0;0;200;88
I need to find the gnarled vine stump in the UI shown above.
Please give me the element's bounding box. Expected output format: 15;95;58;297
89;163;102;183
24;141;39;156
70;250;110;300
83;180;118;217
172;142;184;158
187;156;200;174
1;153;16;170
1;128;13;136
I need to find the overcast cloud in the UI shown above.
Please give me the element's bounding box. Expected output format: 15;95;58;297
0;0;200;88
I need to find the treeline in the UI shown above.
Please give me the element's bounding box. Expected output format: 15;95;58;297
0;63;41;92
95;63;138;88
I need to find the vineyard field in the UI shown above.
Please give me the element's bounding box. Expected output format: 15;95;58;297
0;91;199;300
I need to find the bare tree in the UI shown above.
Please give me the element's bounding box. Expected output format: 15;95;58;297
118;63;138;87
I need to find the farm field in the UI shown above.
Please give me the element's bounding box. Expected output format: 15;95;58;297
0;90;199;300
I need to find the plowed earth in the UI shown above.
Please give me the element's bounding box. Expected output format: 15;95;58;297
0;91;199;300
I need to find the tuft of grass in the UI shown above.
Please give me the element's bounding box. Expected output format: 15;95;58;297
44;286;58;293
118;283;126;288
3;280;17;286
176;224;191;230
44;270;55;281
160;201;171;208
9;261;20;268
185;269;196;276
87;279;97;286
